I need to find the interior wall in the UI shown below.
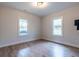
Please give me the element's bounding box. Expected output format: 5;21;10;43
1;6;79;48
0;6;41;47
42;6;79;48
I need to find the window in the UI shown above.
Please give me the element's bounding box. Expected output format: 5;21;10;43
19;19;27;36
53;17;63;36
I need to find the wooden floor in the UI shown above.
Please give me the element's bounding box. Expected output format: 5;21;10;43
0;39;79;57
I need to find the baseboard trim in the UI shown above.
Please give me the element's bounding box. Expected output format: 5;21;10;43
1;37;79;49
0;38;39;48
43;38;79;49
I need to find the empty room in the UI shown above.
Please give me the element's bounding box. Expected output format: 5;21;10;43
0;2;79;57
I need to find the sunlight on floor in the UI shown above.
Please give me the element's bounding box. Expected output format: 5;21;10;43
52;45;64;57
17;48;31;57
17;43;66;57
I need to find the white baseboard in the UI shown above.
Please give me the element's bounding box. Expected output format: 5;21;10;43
0;37;39;48
43;37;79;48
1;37;79;49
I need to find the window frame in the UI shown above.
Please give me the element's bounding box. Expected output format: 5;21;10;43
18;18;28;36
52;16;63;36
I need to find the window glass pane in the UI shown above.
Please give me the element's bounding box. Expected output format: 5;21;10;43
19;19;27;36
53;17;63;36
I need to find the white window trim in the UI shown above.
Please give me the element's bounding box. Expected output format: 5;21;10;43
19;18;28;36
52;16;63;36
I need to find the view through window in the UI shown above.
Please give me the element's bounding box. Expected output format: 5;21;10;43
19;19;27;36
53;17;63;36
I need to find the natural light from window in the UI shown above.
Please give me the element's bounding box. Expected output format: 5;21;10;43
19;19;27;36
53;17;63;36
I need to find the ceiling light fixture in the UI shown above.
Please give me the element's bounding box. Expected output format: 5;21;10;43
32;2;48;8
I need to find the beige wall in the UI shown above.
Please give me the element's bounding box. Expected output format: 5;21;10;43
1;6;79;48
42;6;79;48
0;7;41;47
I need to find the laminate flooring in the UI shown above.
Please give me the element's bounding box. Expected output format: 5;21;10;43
0;40;79;57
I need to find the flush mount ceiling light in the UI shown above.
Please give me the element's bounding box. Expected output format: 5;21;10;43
32;2;48;8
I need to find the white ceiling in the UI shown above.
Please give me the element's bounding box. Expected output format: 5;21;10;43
0;2;79;17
